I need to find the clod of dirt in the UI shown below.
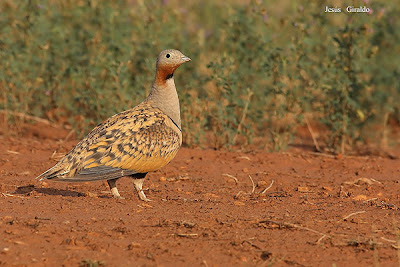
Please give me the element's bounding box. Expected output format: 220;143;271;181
79;259;106;267
233;201;245;206
343;177;382;187
322;186;333;191
84;192;98;198
127;242;141;250
181;221;196;228
352;195;369;201
260;251;272;261
112;227;129;234
297;186;311;193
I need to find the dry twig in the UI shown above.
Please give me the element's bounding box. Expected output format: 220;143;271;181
259;220;331;240
0;110;59;127
342;211;366;221
1;193;25;198
309;152;335;158
394;221;400;266
222;173;238;184
233;88;253;144
6;150;20;155
381;237;396;243
174;233;198;238
248;175;255;194
316;235;328;245
304;116;321;152
260;180;274;195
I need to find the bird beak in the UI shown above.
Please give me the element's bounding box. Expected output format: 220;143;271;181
181;56;191;62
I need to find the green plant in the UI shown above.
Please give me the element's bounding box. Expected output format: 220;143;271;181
0;0;399;152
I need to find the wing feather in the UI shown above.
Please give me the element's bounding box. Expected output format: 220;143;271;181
82;120;181;173
54;166;137;182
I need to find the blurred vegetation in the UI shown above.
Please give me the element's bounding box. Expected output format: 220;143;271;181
0;0;399;153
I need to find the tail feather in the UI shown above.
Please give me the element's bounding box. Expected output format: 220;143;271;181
36;164;69;181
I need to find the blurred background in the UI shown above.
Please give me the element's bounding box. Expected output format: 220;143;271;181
0;0;399;154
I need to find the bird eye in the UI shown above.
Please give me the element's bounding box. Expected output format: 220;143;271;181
166;54;170;58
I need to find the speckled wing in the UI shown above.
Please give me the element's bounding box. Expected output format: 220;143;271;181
40;103;182;182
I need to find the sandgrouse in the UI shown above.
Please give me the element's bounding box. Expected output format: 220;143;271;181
37;49;191;201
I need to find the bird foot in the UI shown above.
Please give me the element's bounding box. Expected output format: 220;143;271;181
138;190;152;202
133;178;151;202
108;179;124;199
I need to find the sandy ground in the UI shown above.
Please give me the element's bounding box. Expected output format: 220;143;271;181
1;123;400;267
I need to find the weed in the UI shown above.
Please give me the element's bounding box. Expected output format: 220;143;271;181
0;0;399;152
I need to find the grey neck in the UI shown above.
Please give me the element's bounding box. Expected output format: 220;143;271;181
146;77;181;128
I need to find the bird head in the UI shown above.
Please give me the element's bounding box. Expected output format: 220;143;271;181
156;49;191;80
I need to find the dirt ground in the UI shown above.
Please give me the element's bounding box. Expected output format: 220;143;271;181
1;122;400;267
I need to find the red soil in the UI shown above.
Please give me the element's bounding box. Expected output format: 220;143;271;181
1;122;400;266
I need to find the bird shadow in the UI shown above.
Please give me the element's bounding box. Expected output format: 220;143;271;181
14;184;86;197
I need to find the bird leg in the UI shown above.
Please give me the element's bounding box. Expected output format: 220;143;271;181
131;175;150;201
107;179;124;199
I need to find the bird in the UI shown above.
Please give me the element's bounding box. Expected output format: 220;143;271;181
36;49;191;201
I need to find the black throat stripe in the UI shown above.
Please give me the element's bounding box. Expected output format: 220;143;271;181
167;115;182;132
166;73;174;80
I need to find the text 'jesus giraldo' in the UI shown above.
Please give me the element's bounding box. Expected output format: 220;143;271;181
325;6;372;13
